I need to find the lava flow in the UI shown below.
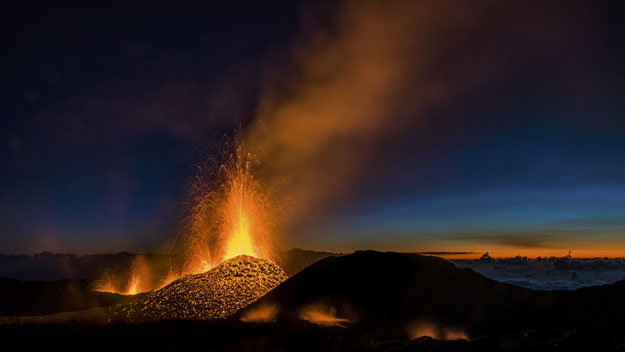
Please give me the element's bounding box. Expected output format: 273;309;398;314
94;132;280;295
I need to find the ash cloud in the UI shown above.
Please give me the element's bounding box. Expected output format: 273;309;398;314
247;0;599;235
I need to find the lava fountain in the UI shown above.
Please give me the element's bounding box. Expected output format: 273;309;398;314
93;254;153;295
94;131;281;295
181;132;279;274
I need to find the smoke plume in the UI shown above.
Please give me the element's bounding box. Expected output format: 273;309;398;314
247;0;596;237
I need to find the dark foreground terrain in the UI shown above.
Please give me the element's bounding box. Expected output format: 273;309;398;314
1;318;625;351
2;251;625;351
0;277;130;316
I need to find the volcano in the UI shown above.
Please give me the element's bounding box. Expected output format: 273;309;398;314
106;255;287;323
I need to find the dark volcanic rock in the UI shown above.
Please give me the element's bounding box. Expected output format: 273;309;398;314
4;251;625;350
107;255;287;323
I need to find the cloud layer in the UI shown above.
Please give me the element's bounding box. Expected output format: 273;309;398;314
453;256;625;290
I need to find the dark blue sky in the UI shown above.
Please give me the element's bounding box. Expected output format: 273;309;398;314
307;95;625;255
2;0;625;255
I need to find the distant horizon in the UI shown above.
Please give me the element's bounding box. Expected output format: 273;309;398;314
4;248;625;260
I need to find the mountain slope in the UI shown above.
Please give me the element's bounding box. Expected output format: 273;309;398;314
240;251;546;332
106;255;288;323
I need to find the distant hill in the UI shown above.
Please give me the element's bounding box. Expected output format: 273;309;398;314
0;277;132;316
0;252;138;281
273;248;338;276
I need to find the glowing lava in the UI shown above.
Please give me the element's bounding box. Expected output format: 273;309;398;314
215;142;273;262
194;132;278;268
126;275;140;295
94;130;281;295
223;210;257;260
93;255;151;295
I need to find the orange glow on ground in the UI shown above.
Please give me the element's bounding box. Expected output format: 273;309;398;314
409;322;440;339
299;303;350;327
240;303;280;323
408;321;470;341
444;328;470;341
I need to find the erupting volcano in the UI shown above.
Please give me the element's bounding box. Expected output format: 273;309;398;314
4;1;625;351
93;133;287;324
179;132;279;274
94;132;281;297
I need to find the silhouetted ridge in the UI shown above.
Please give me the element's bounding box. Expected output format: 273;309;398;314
240;251;542;332
0;277;129;316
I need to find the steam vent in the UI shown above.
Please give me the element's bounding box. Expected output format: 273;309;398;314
106;255;287;323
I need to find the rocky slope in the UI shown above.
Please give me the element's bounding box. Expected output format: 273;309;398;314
106;255;287;323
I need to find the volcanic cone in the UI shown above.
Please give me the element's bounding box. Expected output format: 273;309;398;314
106;255;287;323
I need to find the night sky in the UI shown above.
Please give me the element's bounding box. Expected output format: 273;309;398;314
2;0;625;256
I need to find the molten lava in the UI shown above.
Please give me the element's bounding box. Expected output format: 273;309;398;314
126;275;139;295
223;211;257;260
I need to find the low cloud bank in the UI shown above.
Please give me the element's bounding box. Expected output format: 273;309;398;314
452;255;625;290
